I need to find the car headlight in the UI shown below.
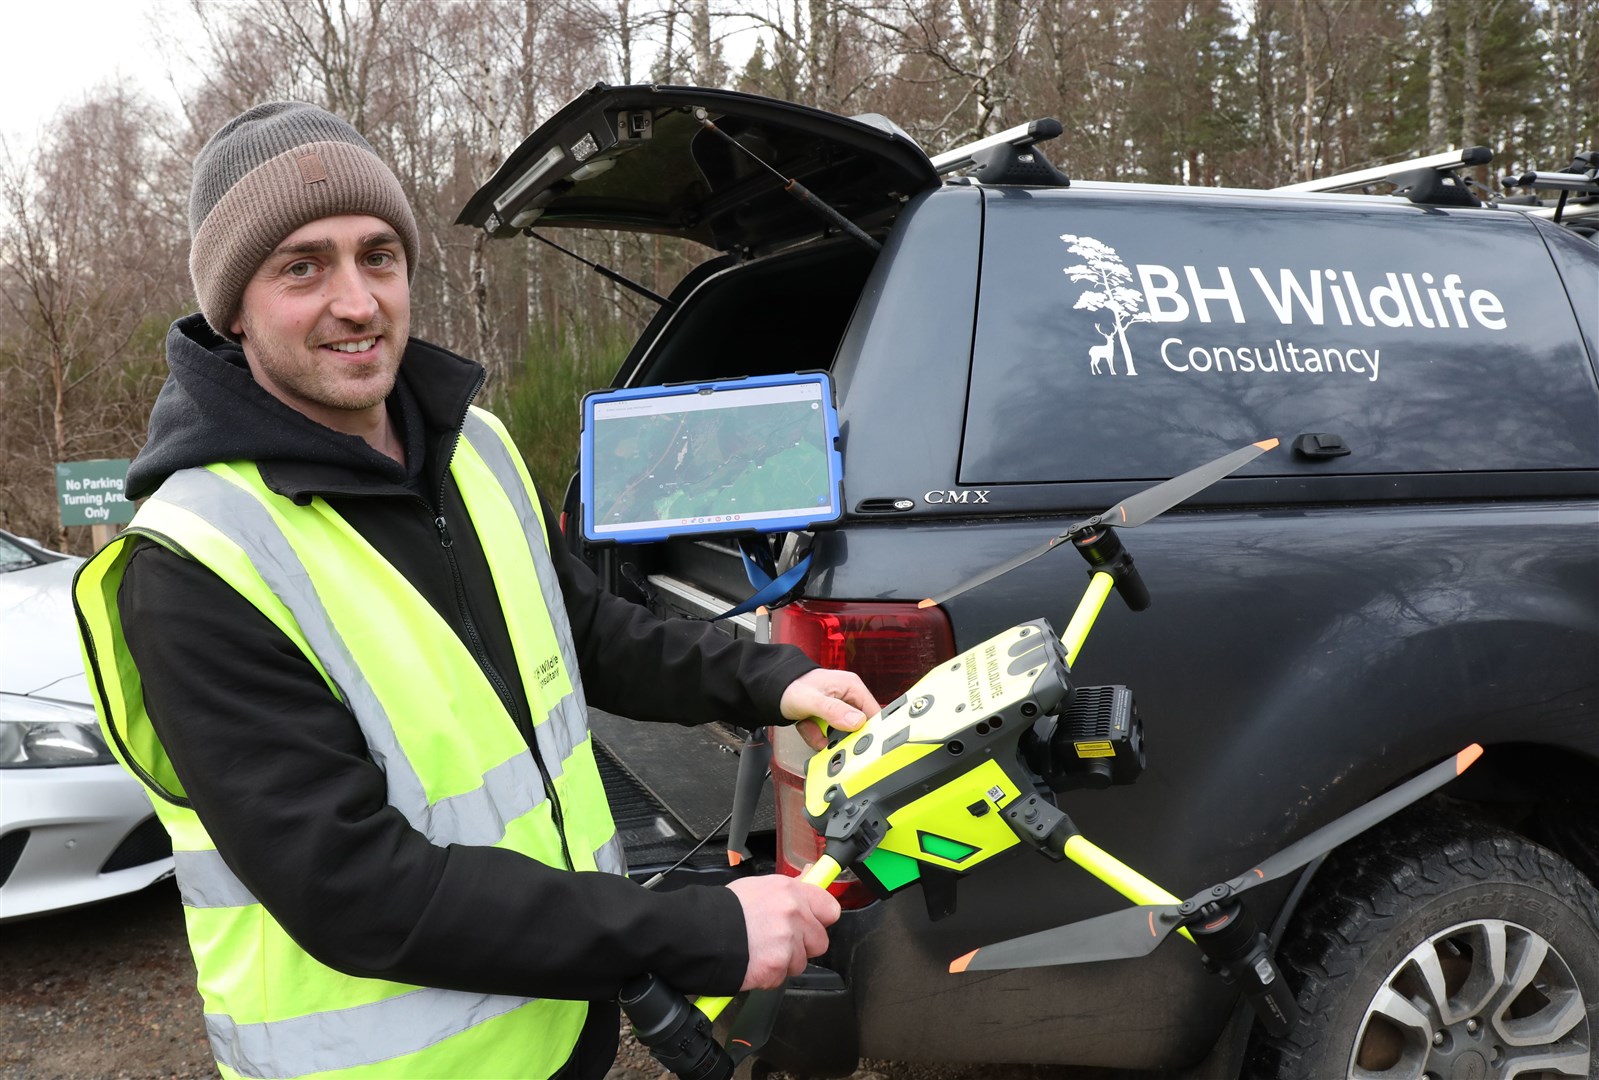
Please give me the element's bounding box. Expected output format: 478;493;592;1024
0;693;116;767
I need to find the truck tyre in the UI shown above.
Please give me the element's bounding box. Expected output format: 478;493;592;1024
1244;811;1599;1080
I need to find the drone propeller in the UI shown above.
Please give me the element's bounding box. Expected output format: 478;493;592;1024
727;608;774;867
921;439;1279;609
951;743;1482;973
723;987;784;1064
726;728;771;866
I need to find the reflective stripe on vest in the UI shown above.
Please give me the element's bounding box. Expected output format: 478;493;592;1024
74;408;624;1079
460;412;591;777
154;465;582;846
173;839;623;912
208;987;532;1080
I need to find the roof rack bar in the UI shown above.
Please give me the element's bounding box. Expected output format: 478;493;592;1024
932;118;1063;176
1524;201;1599;221
1522;203;1599;224
1275;146;1493;193
1502;169;1599;195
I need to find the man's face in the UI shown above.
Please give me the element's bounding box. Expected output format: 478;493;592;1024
231;214;409;428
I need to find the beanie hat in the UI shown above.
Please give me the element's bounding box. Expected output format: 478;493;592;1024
188;101;420;337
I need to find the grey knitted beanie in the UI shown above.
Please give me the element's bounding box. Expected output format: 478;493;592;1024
188;102;420;337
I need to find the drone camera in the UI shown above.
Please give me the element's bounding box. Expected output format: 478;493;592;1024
1037;685;1145;792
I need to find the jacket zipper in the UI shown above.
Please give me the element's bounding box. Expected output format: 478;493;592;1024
432;384;577;872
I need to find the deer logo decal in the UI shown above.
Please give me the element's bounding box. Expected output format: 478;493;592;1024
1088;324;1117;375
1062;234;1154;376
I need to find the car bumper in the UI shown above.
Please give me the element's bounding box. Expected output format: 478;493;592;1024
0;764;174;921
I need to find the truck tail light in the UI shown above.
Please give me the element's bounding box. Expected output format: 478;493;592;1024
767;600;956;907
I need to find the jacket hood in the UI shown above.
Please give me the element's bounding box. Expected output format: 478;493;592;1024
128;314;483;500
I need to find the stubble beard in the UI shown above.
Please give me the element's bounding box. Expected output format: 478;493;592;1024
239;314;405;416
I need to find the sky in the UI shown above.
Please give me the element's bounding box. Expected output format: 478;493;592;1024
0;1;756;160
0;1;202;158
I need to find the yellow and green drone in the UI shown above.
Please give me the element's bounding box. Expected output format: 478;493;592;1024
620;439;1482;1080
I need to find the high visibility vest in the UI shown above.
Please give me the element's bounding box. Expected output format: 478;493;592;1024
74;407;626;1080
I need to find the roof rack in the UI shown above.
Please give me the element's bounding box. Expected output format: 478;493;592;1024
1275;147;1493;195
1501;152;1599;227
1501;152;1599;197
932;119;1065;176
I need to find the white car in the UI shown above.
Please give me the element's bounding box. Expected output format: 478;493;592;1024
0;529;173;921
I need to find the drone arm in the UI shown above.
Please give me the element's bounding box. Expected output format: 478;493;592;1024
692;855;844;1023
1060;572;1116;667
1003;792;1195;944
807;853;845;888
1060;834;1195;945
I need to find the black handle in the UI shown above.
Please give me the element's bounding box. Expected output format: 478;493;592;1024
1072;527;1151;612
619;974;733;1080
1236;942;1300;1037
1292;432;1351;460
1191;904;1301;1037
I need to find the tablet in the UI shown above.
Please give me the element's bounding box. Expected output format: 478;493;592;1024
580;372;844;544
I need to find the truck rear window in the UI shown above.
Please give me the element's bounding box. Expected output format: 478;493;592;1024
960;190;1599;483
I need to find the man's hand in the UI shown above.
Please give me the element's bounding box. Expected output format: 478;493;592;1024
726;874;842;991
779;668;881;750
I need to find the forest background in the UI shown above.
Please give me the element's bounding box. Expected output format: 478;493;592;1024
1;0;1593;550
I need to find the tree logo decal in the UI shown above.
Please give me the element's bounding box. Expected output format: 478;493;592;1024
1061;233;1154;376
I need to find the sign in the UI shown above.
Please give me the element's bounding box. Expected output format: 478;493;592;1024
56;459;135;527
1056;231;1508;384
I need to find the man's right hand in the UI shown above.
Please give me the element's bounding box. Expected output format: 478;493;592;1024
725;874;842;991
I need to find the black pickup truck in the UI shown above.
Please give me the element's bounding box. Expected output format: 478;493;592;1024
460;86;1599;1079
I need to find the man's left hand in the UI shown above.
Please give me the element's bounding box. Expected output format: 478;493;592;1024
779;668;881;750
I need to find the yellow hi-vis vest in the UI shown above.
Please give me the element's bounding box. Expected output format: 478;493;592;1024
74;407;626;1080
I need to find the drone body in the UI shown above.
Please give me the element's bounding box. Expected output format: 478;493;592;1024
803;619;1070;885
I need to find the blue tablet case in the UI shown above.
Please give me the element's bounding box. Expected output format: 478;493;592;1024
580;372;844;544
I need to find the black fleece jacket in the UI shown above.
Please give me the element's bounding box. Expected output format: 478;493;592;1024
119;315;817;1079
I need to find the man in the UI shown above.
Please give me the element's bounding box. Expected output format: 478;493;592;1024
74;102;877;1080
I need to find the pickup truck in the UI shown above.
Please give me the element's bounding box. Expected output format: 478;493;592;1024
459;85;1599;1080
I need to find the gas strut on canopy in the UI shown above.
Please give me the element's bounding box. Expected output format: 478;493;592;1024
525;229;674;310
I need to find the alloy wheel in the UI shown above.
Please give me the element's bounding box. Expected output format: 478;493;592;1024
1349;918;1590;1079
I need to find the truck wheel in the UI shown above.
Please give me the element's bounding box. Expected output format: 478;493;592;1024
1245;812;1599;1080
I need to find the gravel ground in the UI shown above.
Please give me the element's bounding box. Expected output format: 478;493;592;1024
0;881;1090;1080
1;881;211;1079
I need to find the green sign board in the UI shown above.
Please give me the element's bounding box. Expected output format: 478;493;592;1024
56;459;135;527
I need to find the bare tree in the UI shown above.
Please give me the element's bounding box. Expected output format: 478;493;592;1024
0;88;187;547
1294;0;1318;178
1543;0;1598;162
972;0;1018;132
1460;1;1481;149
653;0;685;81
692;0;727;85
1427;0;1450;152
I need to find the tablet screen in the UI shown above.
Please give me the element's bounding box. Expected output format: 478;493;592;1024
582;374;843;543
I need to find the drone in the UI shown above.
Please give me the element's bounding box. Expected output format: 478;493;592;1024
620;438;1482;1080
